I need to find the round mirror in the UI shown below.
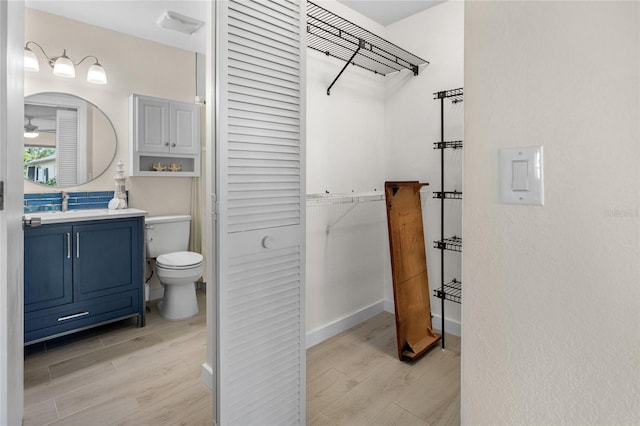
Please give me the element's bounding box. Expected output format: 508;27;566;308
24;92;117;187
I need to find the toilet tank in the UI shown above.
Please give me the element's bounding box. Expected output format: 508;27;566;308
145;215;191;258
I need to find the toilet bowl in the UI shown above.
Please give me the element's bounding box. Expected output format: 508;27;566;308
145;215;204;320
155;251;204;320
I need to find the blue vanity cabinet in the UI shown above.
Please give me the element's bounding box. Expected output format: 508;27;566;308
24;216;145;344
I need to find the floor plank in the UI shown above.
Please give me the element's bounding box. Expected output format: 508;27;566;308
112;379;210;426
393;349;460;425
368;402;429;426
25;361;116;408
48;334;163;379
22;399;57;426
307;367;359;420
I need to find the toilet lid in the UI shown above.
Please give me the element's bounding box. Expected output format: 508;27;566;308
156;251;203;268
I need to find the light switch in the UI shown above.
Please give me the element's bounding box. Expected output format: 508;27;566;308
512;160;529;191
499;146;544;205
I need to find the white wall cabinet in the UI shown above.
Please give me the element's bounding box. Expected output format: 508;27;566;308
129;94;200;176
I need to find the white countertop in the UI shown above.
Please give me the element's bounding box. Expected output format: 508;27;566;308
24;208;148;225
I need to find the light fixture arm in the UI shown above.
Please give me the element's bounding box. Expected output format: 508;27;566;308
75;55;102;66
24;42;68;69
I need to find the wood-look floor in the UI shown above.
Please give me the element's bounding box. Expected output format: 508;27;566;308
307;314;460;426
24;291;460;426
23;290;212;426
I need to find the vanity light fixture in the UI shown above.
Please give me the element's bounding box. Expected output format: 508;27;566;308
24;117;39;139
23;41;108;85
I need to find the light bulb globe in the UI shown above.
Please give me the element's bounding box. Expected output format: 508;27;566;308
87;63;107;85
53;55;75;78
24;48;40;72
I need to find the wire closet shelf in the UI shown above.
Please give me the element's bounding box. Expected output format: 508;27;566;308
307;1;429;94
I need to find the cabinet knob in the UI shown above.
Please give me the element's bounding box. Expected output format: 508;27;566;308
164;142;170;146
171;143;176;147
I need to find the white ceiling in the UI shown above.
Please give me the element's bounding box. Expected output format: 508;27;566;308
337;0;445;26
25;1;209;54
25;1;444;54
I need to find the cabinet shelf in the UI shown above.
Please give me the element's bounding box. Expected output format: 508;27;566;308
434;279;462;304
433;190;462;200
135;155;197;177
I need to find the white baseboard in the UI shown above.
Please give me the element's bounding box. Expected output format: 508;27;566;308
305;301;385;349
383;298;461;337
430;313;462;337
201;362;213;390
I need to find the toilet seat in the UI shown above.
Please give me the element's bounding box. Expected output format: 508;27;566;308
156;251;203;270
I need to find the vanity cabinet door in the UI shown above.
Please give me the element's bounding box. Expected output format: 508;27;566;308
169;101;199;155
73;218;142;301
135;96;170;153
24;224;73;313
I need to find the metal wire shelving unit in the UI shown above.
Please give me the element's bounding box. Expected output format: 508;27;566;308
307;1;429;95
433;88;464;349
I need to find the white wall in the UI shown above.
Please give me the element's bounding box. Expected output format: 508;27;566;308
463;2;640;424
305;1;390;342
306;1;386;195
385;1;464;333
24;8;195;217
306;198;388;343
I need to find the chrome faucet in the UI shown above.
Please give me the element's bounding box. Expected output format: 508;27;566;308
61;191;69;212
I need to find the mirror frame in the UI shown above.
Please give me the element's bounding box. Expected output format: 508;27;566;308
24;91;118;188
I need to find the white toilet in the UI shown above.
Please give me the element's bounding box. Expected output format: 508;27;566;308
145;215;204;320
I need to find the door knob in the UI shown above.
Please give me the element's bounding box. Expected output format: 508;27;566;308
261;236;275;249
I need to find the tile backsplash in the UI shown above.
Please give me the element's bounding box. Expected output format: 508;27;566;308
24;191;128;213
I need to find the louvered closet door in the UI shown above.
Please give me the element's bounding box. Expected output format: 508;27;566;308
215;1;306;425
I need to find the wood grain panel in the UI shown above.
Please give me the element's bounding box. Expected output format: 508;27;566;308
385;181;440;360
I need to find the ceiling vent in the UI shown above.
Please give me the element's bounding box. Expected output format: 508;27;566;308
157;11;204;35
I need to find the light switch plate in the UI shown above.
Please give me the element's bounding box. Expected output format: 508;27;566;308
499;146;544;205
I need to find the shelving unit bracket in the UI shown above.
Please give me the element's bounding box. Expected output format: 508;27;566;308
327;39;364;95
307;1;428;95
